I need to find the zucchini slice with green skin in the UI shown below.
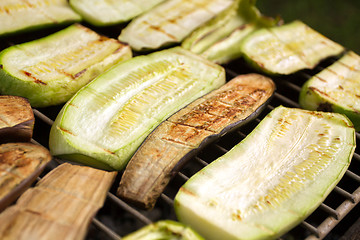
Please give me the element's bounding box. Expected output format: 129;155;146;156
0;0;81;36
118;73;275;209
49;47;225;171
182;0;277;64
122;220;204;240
299;51;360;131
69;0;166;26
174;106;355;240
118;0;235;51
0;24;132;108
240;20;345;75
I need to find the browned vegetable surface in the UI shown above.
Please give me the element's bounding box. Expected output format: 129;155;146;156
0;96;34;144
117;73;275;209
0;142;51;212
0;162;117;240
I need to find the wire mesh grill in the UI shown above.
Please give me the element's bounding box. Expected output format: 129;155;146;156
1;25;359;240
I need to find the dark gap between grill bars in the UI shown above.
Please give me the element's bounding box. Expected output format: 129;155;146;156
1;28;359;240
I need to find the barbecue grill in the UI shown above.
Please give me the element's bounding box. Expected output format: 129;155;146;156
1;21;359;240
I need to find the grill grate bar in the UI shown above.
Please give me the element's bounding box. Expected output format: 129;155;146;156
305;187;360;240
107;192;152;225
273;92;301;108
160;193;174;206
319;203;340;220
333;186;356;203
92;218;121;240
346;170;360;182
33;108;54;125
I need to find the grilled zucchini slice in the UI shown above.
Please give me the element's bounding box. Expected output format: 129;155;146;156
0;0;81;36
118;0;235;51
175;106;355;240
299;51;360;131
0;24;132;107
118;73;275;209
240;20;344;75
69;0;166;26
49;47;225;171
182;0;277;64
122;220;204;240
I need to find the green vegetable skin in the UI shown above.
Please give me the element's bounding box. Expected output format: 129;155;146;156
300;51;360;131
69;0;166;26
122;220;204;240
175;106;355;240
49;47;225;171
0;24;132;107
118;0;235;51
240;20;344;75
182;0;277;64
0;0;81;36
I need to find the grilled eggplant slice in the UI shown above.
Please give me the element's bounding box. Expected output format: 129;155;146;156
240;20;345;75
0;163;117;239
0;142;51;212
49;47;225;171
118;73;275;209
122;220;204;240
0;0;81;36
300;51;360;131
0;96;34;144
118;0;235;51
182;0;277;64
175;106;355;240
0;24;132;107
69;0;166;26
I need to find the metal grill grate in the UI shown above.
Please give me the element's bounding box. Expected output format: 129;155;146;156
1;26;359;240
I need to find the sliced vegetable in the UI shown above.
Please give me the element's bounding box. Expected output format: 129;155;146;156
118;0;235;51
0;0;81;36
49;47;225;171
0;142;51;212
240;20;344;75
0;96;34;144
300;51;360;131
0;24;132;107
122;220;204;240
182;0;277;64
175;106;355;240
69;0;166;26
118;73;275;209
0;163;117;239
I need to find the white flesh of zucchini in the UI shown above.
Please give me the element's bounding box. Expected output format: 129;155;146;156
0;0;81;36
0;24;132;107
69;0;166;26
240;21;344;75
49;47;225;171
119;0;235;51
299;51;360;130
175;106;355;240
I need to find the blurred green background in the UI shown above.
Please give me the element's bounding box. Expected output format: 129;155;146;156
256;0;360;54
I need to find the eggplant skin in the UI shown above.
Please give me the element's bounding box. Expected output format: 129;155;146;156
0;96;34;144
299;51;360;131
174;106;355;240
0;142;52;212
118;73;275;209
